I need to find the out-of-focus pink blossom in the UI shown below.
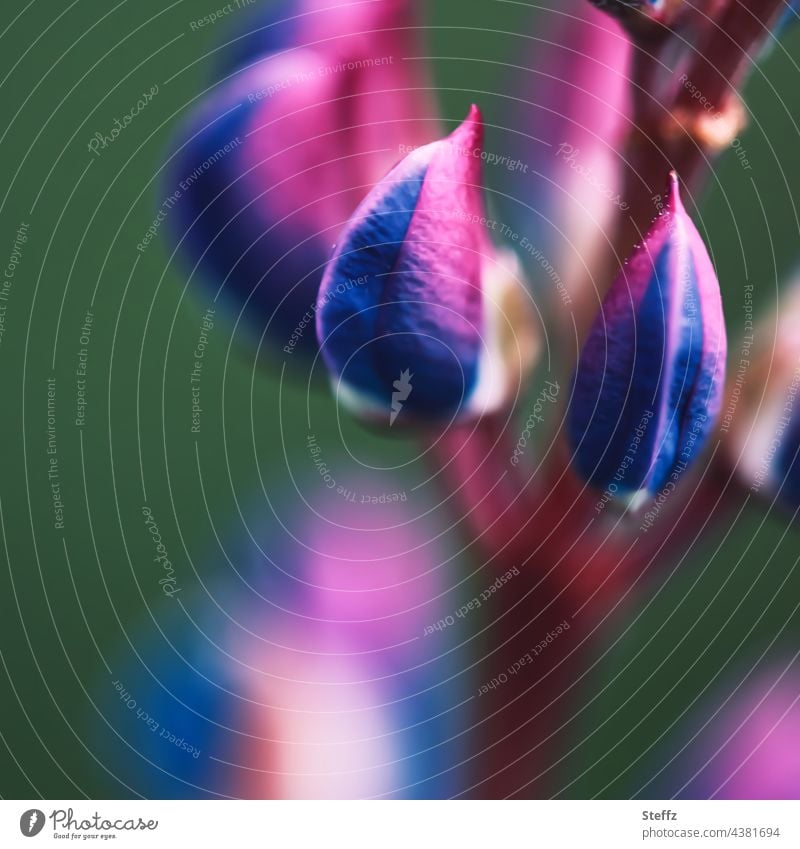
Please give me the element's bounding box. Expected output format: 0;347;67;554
167;0;438;355
496;0;631;328
494;0;631;324
669;667;800;799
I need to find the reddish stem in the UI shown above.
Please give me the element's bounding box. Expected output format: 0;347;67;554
673;0;786;117
431;423;742;796
427;414;528;561
424;0;778;798
429;421;589;797
613;0;785;267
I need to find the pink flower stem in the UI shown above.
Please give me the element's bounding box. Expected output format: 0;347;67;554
431;420;742;796
428;422;585;797
424;0;777;796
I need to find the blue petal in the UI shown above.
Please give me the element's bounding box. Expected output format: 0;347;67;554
105;638;233;798
568;263;663;495
214;0;301;76
317;107;490;421
568;237;706;496
165;100;326;355
318;159;470;415
649;240;704;490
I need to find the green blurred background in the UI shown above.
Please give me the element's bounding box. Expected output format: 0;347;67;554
1;0;799;798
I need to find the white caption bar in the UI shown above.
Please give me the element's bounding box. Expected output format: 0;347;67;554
1;800;798;848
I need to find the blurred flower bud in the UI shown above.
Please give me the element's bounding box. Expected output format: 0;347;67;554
166;0;437;357
105;475;470;798
724;276;800;508
316;106;538;426
567;172;726;507
217;0;422;76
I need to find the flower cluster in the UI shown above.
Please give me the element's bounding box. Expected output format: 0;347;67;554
159;0;800;799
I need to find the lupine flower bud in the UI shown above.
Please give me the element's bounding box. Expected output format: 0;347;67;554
316;106;538;426
166;0;437;356
724;277;800;508
567;172;726;506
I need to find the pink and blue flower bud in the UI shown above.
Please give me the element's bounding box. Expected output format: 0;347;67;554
567;172;726;505
316;106;537;425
